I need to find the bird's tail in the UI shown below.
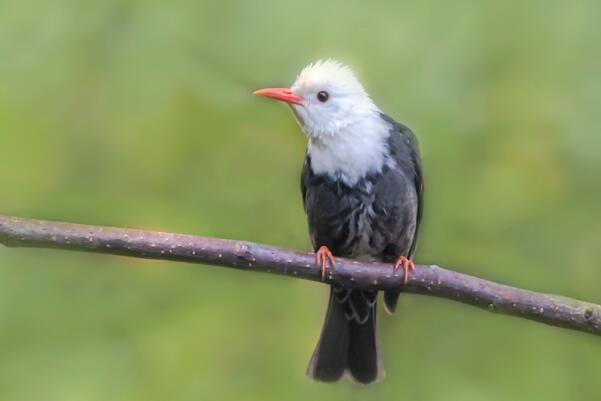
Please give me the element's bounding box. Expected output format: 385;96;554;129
306;287;383;384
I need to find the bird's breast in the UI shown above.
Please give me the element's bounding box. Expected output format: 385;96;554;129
304;174;381;258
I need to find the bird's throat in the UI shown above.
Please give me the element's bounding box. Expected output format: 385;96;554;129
306;119;392;186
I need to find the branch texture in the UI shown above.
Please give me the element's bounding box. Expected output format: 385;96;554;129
1;214;600;336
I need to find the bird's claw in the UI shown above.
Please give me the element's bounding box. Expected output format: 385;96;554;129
315;246;335;280
394;256;415;285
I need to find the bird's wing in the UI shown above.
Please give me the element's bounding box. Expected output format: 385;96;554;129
380;113;424;259
301;155;310;212
300;155;317;252
379;114;424;314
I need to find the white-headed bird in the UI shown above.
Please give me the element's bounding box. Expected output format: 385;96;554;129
254;59;423;384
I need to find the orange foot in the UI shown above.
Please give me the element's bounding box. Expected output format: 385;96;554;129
394;256;415;286
315;246;335;280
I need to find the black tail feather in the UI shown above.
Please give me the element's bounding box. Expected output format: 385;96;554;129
348;305;381;383
306;289;350;382
307;287;382;384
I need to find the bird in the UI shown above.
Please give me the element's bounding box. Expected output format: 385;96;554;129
254;59;423;384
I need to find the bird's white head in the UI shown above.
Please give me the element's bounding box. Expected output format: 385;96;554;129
255;59;394;186
254;59;380;139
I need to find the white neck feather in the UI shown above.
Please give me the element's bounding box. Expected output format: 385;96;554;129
307;115;393;186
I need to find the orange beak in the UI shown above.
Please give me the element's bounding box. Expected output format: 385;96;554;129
253;87;304;105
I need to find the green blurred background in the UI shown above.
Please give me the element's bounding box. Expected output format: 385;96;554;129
1;0;600;400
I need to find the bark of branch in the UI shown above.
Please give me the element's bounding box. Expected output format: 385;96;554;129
1;214;600;336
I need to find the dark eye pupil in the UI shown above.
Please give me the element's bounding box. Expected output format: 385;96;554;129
317;91;329;102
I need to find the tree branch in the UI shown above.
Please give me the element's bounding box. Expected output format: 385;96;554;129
1;214;600;336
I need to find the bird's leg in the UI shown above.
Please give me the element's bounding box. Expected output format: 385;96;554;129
315;245;335;280
394;256;415;285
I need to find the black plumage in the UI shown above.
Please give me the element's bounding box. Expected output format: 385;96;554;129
303;114;423;383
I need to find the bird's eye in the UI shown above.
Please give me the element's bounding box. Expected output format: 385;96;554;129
316;91;329;102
